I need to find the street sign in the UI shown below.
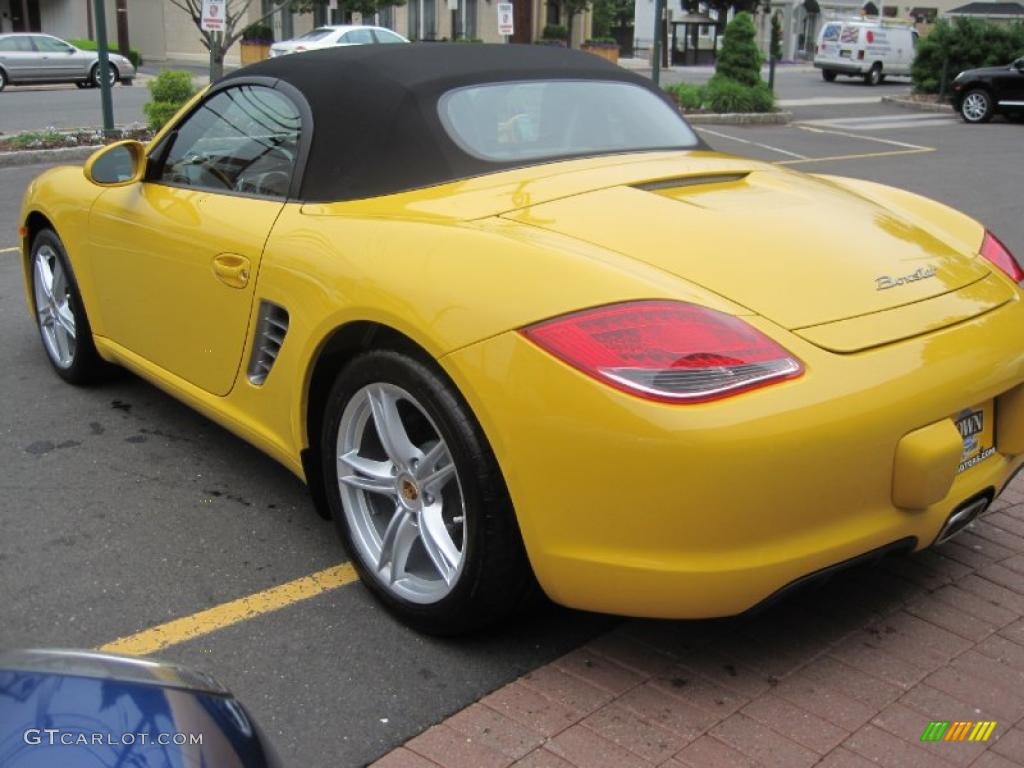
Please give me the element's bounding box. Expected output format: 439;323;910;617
497;2;514;36
200;0;225;32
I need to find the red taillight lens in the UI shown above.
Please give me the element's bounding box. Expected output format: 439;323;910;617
981;231;1024;284
521;301;803;403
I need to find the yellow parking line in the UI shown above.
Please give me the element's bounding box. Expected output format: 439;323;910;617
98;563;359;656
775;147;935;166
0;246;18;254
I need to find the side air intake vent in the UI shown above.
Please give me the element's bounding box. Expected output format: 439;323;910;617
247;301;289;386
633;173;749;192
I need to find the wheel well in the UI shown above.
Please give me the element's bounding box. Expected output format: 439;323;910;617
23;211;54;267
301;321;434;516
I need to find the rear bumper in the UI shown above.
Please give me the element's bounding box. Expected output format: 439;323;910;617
814;59;868;75
443;293;1024;619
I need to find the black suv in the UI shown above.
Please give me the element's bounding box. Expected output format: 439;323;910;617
951;58;1024;123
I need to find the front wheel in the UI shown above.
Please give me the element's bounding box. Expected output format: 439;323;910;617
322;349;534;635
0;68;7;92
90;62;118;88
822;70;837;82
960;89;994;123
30;230;107;384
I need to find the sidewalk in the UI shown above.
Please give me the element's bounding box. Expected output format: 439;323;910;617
374;479;1024;767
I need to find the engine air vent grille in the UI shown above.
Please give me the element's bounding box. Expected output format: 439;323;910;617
633;173;749;192
247;301;289;386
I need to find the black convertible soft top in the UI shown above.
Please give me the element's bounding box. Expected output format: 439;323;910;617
222;43;696;202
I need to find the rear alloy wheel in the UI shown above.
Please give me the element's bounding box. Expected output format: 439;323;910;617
960;89;993;123
0;68;7;92
30;230;107;384
822;69;837;82
323;349;534;634
90;62;118;88
864;64;882;86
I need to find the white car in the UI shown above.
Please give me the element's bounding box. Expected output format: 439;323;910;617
269;25;408;58
814;18;918;86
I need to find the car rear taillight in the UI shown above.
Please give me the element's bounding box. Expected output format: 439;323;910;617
981;231;1024;285
521;301;803;403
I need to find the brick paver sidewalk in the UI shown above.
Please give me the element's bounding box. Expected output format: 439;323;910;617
373;480;1024;768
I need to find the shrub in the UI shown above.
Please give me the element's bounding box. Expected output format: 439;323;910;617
584;37;618;48
714;12;763;87
241;23;274;43
703;76;775;113
144;70;197;130
912;18;1024;93
664;82;705;110
542;24;569;41
70;38;141;68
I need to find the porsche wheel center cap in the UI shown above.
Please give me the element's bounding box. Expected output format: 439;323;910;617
398;476;421;508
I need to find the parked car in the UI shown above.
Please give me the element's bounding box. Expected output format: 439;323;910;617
814;18;918;85
18;44;1024;635
0;648;280;767
951;58;1024;123
269;25;407;57
0;33;134;91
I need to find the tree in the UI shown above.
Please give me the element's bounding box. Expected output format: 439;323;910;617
168;0;294;81
714;11;763;86
169;0;400;81
769;10;782;61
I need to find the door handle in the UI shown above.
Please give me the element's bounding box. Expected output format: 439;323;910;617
212;253;251;289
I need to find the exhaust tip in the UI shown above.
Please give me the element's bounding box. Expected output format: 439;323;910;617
935;494;991;545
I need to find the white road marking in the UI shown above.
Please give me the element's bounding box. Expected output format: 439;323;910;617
695;127;809;159
0;246;19;254
796;125;932;150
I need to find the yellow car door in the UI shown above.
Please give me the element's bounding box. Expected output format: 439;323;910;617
88;84;303;396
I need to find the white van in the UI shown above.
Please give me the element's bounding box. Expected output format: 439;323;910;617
814;19;918;85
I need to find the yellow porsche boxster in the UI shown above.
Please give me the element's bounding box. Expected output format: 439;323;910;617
19;44;1024;634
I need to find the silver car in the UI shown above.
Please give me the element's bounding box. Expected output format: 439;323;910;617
0;33;135;92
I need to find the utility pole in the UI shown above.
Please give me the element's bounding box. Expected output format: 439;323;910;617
92;0;115;137
651;0;665;85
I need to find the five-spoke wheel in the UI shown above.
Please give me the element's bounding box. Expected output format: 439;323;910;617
29;230;106;384
323;349;534;634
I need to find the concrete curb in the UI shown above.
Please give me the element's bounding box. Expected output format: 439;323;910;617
0;145;100;169
881;96;954;113
686;111;792;125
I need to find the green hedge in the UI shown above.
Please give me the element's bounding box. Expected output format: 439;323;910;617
144;70;197;130
912;19;1024;93
69;38;141;68
542;24;569;41
664;77;775;113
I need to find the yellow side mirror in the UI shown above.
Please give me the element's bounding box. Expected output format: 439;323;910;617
83;140;147;187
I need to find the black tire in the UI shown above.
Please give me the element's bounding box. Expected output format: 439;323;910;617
0;67;7;92
960;88;994;123
822;69;837;82
864;64;882;86
321;348;535;635
90;62;118;88
29;230;108;385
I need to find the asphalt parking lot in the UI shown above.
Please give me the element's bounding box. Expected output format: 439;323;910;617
2;100;1023;766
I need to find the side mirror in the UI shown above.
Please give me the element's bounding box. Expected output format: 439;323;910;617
83;140;146;186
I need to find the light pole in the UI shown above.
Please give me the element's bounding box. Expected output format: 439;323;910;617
651;0;665;86
92;0;115;137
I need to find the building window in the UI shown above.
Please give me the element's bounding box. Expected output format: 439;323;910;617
464;0;477;39
546;1;560;26
909;7;938;22
377;5;394;29
882;5;898;16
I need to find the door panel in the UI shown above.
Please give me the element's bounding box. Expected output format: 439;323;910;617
85;83;303;396
32;35;80;78
88;187;284;396
0;35;39;81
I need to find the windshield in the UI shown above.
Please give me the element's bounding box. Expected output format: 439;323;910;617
438;80;698;163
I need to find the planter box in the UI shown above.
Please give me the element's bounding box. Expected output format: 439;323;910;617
582;45;619;65
240;41;271;66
